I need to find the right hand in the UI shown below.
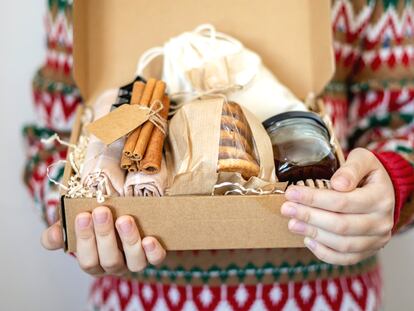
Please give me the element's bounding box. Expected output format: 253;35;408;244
41;206;166;276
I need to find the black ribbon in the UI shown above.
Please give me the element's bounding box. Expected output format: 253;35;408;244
112;76;147;109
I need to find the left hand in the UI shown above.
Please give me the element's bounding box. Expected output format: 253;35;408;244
281;148;395;265
41;206;166;276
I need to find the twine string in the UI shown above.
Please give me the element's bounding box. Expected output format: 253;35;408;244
41;133;76;149
46;160;69;191
137;99;168;135
40;129;108;202
135;24;242;77
322;115;337;147
135;47;164;76
169;84;243;116
41;134;80;192
212;181;285;196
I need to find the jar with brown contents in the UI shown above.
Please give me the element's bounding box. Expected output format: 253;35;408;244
263;111;339;183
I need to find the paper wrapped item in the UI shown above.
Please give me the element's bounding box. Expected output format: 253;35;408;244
166;98;277;195
81;89;126;197
124;157;167;197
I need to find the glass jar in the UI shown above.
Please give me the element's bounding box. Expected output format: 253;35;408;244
263;111;339;183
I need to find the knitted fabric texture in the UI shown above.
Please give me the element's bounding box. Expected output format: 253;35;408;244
22;0;414;310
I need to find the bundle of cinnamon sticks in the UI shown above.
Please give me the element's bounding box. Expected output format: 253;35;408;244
120;78;170;175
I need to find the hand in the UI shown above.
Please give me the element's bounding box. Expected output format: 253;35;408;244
281;148;395;265
41;206;166;276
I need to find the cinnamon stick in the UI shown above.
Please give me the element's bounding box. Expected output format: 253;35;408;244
122;81;147;157
128;162;138;172
120;153;133;170
140;95;170;174
132;80;166;160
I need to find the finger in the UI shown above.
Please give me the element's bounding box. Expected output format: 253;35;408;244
281;202;391;236
142;237;166;266
331;148;377;192
41;221;64;250
92;206;126;275
115;216;148;272
287;218;391;253
75;212;104;276
284;185;377;214
304;237;376;266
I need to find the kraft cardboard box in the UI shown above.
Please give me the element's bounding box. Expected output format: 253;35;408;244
61;0;336;252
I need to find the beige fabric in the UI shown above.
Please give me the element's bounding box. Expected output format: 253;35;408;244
138;24;306;122
81;89;126;197
124;157;168;197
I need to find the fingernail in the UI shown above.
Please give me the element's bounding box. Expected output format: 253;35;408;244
285;188;301;201
143;240;156;252
93;210;109;225
334;175;350;188
76;215;91;229
304;237;317;251
118;218;133;235
289;219;306;233
281;203;297;217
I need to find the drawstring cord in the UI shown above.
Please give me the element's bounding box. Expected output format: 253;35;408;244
135;24;243;77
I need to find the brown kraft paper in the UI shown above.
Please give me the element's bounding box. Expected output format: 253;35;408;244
166;98;277;196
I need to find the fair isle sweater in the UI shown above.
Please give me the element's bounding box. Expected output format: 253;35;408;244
23;0;414;310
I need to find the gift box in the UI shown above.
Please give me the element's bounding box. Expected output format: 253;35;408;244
61;0;339;252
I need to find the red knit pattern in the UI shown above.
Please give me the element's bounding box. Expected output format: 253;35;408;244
88;267;382;311
374;152;414;231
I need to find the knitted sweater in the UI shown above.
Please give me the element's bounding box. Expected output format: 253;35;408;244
23;0;414;310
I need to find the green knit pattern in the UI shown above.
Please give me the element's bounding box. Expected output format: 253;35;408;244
32;69;78;95
48;0;72;11
129;256;377;283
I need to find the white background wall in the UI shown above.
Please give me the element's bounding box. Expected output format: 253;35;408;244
0;1;413;311
0;1;91;311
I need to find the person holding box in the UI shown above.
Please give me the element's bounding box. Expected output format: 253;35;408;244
27;0;414;310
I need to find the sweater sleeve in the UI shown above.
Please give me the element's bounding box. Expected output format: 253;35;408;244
343;0;414;233
24;0;80;227
22;122;70;227
374;152;414;233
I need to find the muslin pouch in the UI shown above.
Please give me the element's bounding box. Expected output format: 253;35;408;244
137;24;306;122
166;98;279;196
81;89;126;197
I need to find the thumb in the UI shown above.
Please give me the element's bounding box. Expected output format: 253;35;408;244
41;221;64;250
331;148;377;192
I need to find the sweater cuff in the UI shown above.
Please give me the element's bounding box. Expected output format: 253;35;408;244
374;151;414;232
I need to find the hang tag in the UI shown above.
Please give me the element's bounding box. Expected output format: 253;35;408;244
86;104;150;145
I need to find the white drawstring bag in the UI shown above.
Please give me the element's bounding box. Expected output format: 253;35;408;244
137;24;306;122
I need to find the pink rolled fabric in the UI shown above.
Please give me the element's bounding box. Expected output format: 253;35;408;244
81;89;126;197
124;157;167;197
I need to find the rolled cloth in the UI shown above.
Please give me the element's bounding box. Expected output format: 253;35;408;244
124;157;167;197
81;89;126;197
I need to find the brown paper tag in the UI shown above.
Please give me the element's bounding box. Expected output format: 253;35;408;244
86;104;149;145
